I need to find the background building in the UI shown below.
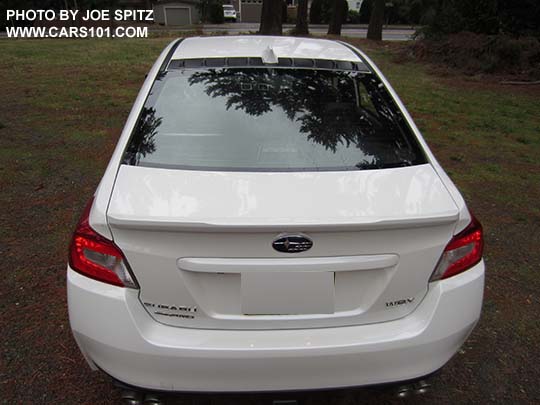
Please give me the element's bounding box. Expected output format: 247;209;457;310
153;0;201;25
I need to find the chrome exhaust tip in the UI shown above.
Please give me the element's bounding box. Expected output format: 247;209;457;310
395;379;431;398
414;380;430;395
396;385;413;398
143;393;163;405
120;390;164;405
121;390;143;405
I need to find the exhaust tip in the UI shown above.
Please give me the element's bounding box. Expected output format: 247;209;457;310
143;394;163;405
120;390;143;405
414;380;431;395
395;380;431;398
120;390;164;405
396;385;412;398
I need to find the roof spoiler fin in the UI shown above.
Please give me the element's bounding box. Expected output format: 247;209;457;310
261;46;278;64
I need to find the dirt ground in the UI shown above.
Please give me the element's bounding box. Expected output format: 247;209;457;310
1;37;539;404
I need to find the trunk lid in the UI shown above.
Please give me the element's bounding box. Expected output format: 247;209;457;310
107;163;458;329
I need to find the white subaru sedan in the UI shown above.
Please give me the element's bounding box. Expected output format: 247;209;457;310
68;36;484;398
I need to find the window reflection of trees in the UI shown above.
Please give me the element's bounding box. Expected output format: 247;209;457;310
124;106;162;165
188;69;415;169
126;68;420;170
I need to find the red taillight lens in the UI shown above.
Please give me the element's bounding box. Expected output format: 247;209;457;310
430;214;484;281
69;198;137;288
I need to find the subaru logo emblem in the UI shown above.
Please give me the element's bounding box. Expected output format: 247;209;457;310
272;234;313;253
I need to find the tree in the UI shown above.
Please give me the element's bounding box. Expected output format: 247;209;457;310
500;0;540;37
198;0;225;23
259;0;283;35
327;0;348;36
358;0;373;23
209;0;225;23
309;0;332;24
295;0;309;35
367;0;385;40
419;0;540;39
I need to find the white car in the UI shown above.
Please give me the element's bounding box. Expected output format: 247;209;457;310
68;36;484;402
222;4;237;21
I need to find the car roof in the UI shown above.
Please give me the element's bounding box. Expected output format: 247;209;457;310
172;36;362;62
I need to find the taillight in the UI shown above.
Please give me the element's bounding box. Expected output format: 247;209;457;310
69;198;138;288
430;214;484;281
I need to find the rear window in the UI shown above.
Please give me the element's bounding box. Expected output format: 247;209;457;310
123;66;426;171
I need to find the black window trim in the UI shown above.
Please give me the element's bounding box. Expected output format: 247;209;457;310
167;57;371;73
159;38;185;72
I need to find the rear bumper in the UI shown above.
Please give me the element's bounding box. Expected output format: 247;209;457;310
67;262;484;392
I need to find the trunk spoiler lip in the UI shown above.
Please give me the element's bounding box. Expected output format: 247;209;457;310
107;212;459;233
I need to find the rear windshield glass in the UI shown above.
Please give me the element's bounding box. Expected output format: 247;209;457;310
123;67;426;171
